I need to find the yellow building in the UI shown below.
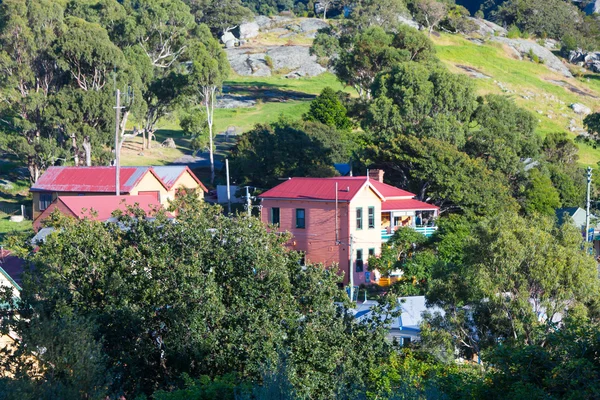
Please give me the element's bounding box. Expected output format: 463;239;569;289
152;166;208;202
30;166;171;220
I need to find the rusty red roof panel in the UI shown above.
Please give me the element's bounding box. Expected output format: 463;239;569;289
31;166;149;193
370;180;415;198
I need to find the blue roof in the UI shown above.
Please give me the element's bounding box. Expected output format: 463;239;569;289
334;163;351;176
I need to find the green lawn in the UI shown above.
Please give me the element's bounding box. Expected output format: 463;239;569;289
121;72;347;166
0;213;32;247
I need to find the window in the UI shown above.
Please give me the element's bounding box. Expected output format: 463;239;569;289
39;193;52;211
368;248;375;258
356;249;363;272
356;207;363;230
298;251;306;266
295;209;305;229
271;207;280;225
368;206;375;229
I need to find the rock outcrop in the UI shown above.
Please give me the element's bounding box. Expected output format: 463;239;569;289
239;21;260;39
571;103;592;115
491;37;573;77
226;46;326;77
468;18;507;37
568;50;600;73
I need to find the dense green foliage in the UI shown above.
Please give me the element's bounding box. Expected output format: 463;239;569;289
230;117;355;187
303;87;353;131
0;0;229;182
0;197;397;398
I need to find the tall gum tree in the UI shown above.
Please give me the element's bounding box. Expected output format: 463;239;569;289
187;25;230;184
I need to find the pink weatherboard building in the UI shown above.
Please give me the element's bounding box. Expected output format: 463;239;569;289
258;170;439;287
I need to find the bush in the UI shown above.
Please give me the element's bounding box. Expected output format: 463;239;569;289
264;55;274;69
561;34;578;55
528;49;540;64
507;25;521;39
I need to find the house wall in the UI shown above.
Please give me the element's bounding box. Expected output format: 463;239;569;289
32;191;111;219
260;198;351;284
348;185;382;286
0;269;19;299
165;172;205;203
129;173;169;206
32;200;77;232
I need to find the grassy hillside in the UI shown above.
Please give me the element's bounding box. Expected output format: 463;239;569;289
433;33;600;166
121;32;600;168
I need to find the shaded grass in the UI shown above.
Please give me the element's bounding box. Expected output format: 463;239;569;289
0;213;32;247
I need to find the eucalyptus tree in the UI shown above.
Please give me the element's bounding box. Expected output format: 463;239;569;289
0;0;66;181
121;0;195;149
187;25;230;183
423;212;600;360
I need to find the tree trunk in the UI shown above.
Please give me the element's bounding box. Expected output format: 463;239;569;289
147;129;154;149
205;86;216;184
28;157;40;183
83;136;92;166
71;135;79;166
323;2;328;20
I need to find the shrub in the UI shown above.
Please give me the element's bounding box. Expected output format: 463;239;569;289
264;55;274;69
527;49;540;63
507;25;521;39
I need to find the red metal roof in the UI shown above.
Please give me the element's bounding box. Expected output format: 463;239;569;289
258;177;416;202
382;199;439;211
259;177;375;201
30;166;166;193
58;195;164;220
370;179;415;198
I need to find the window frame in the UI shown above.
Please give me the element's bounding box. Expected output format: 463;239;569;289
356;248;364;272
368;206;375;229
39;193;53;211
356;207;363;230
295;208;305;229
270;207;280;225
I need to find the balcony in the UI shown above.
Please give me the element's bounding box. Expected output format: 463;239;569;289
381;225;438;242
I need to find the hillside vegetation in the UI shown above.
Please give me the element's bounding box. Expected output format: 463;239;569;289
434;33;600;165
118;28;600;168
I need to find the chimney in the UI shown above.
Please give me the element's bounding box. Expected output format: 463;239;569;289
368;169;384;183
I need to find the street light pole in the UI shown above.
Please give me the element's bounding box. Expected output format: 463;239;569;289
586;166;593;242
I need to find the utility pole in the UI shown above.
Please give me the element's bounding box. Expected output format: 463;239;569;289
349;234;354;302
226;159;231;215
114;89;121;196
586;166;593;242
245;186;252;217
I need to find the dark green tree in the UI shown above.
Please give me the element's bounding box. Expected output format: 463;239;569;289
520;168;561;216
230;118;346;187
303;87;352;131
184;0;253;36
466;94;539;178
424;212;600;360
363;135;518;216
312;25;436;100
